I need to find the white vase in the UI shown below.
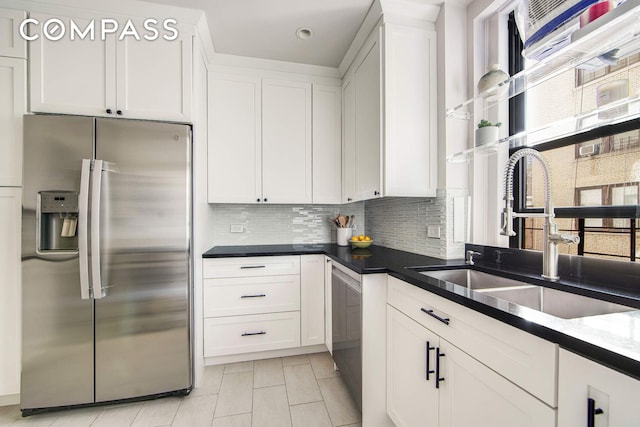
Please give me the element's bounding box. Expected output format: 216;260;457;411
475;126;499;147
477;64;509;97
336;228;353;246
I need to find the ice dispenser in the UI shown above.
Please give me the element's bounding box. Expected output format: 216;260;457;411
37;191;79;252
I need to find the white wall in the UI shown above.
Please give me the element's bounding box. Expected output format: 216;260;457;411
466;0;511;247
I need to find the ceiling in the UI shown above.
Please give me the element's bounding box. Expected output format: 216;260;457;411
143;0;375;67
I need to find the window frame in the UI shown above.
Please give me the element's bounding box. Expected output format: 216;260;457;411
507;14;640;258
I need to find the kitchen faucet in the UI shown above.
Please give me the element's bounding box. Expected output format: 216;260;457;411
500;148;579;281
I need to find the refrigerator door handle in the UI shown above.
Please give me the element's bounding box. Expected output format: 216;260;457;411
91;159;105;299
78;159;92;300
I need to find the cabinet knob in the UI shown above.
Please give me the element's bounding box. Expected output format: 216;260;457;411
116;110;123;116
263;198;267;202
256;198;261;202
106;109;113;114
374;191;380;196
347;198;352;202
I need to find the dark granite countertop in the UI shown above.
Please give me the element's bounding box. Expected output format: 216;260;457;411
203;243;640;380
203;243;465;274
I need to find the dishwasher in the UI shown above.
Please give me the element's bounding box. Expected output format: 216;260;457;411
331;263;362;410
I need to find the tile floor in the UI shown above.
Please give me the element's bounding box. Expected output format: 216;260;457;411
0;352;361;427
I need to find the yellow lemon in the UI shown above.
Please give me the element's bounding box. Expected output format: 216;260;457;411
364;236;371;241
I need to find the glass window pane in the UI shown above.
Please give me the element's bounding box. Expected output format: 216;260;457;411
579;188;603;227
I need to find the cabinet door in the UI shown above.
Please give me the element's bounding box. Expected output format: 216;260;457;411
342;78;356;203
386;305;439;427
0;188;21;397
312;85;342;204
383;23;437;197
262;79;312;203
558;349;640;427
207;73;262;203
0;57;25;186
354;35;381;201
300;255;325;346
0;8;26;58
29;13;116;117
438;339;556;427
116;29;192;121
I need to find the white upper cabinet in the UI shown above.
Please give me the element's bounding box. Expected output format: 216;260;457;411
0;8;26;58
383;23;437;197
29;14;115;118
0;56;26;187
116;30;192;121
262;79;312;204
342;22;438;203
207;69;336;205
208;73;262;203
342;79;357;203
29;13;192;122
353;36;382;201
312;85;342;204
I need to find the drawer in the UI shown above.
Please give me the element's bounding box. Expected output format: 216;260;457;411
204;275;301;317
387;276;558;407
203;256;300;278
204;311;301;357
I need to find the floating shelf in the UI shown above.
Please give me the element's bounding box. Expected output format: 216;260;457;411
446;0;640;120
447;95;640;163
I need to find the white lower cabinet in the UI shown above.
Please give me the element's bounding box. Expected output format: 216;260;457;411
300;255;325;346
202;255;325;359
387;305;439;426
204;312;300;357
438;339;555;427
386;277;557;427
558;349;640;427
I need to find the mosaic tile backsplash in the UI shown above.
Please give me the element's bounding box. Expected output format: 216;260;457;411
209;190;466;259
209;202;365;245
364;190;467;259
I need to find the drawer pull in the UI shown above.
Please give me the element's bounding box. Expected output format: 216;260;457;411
435;348;445;389
241;331;266;336
241;294;266;299
426;341;435;381
240;265;266;269
421;308;450;325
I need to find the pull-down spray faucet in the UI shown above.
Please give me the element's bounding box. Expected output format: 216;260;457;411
501;148;579;281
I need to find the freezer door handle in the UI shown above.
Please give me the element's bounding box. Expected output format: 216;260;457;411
91;159;104;299
78;159;92;300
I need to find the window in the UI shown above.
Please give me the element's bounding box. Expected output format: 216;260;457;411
575;53;640;86
508;15;640;262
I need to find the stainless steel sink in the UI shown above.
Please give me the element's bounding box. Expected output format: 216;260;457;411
417;268;635;319
420;269;531;290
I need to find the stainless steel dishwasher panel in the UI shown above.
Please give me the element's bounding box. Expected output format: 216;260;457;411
331;265;362;410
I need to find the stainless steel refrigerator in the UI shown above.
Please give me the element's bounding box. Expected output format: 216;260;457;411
21;115;192;415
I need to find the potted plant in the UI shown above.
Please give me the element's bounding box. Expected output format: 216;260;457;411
475;119;501;147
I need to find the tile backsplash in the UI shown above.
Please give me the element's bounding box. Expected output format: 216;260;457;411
210;202;365;246
209;190;465;259
365;189;467;259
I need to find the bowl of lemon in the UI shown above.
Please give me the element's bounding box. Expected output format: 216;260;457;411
350;234;372;248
